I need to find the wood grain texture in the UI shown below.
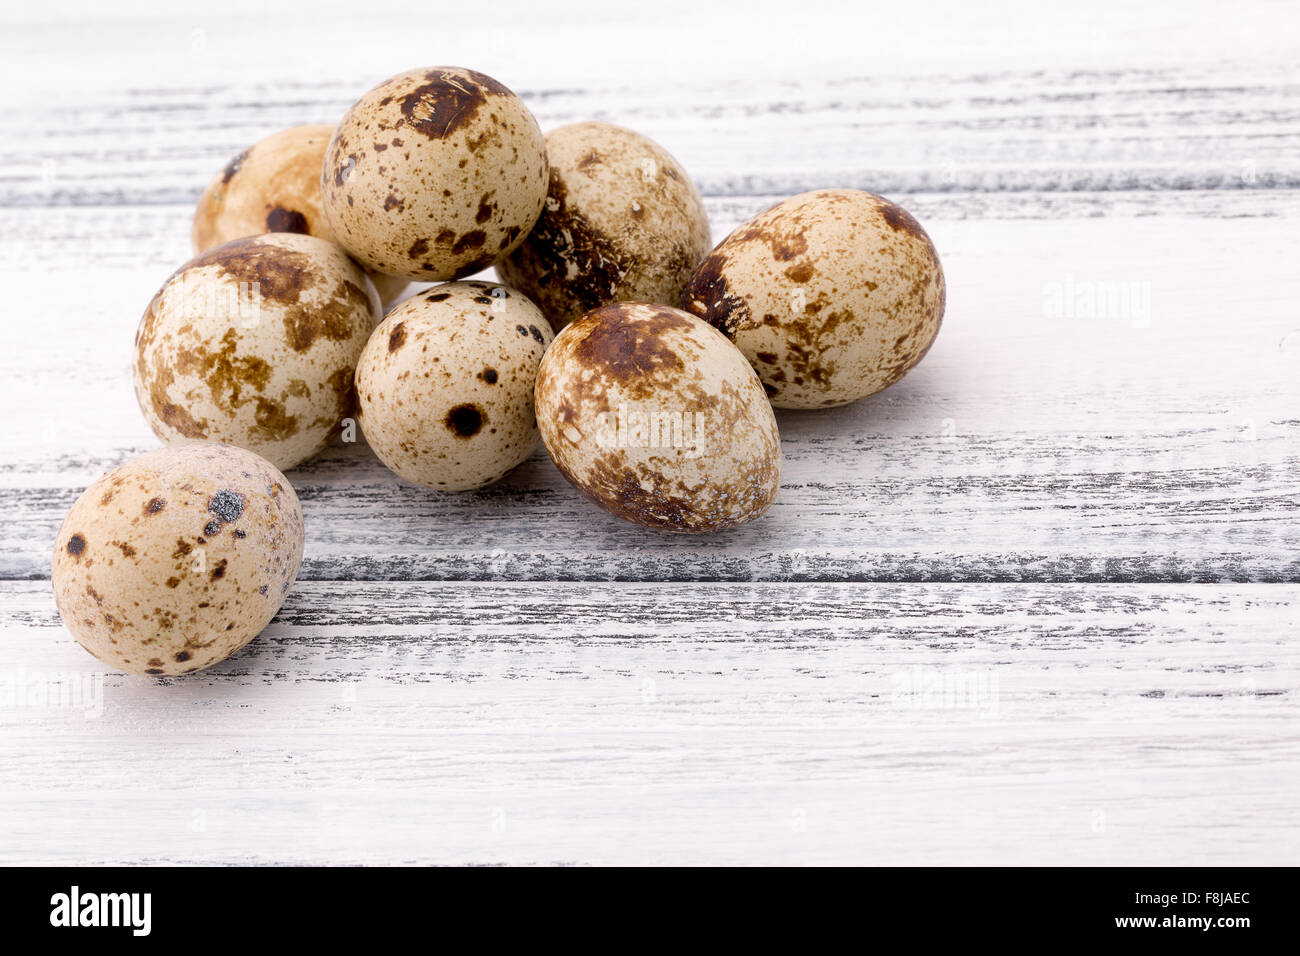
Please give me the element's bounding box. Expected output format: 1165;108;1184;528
2;0;1298;866
2;213;1295;583
6;64;1299;208
3;580;1297;865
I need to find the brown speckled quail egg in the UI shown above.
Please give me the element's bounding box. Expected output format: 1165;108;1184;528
192;124;409;306
534;302;780;532
681;188;945;409
355;281;553;490
133;233;381;472
321;67;548;282
51;442;304;676
497;121;711;331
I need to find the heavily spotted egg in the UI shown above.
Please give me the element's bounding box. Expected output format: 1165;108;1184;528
682;189;945;408
497;121;711;331
534;302;780;532
133;233;381;472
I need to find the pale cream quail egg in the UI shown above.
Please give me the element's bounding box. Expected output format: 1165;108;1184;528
51;443;304;676
355;281;552;490
321;67;548;282
192;124;409;306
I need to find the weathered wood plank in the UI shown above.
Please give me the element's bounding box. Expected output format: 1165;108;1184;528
2;580;1296;864
2;213;1295;582
3;63;1298;207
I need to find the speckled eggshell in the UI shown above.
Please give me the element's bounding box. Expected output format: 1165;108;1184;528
321;67;548;282
534;302;780;533
191;124;409;306
681;188;946;409
496;121;711;331
51;443;304;676
133;233;382;472
355;281;552;491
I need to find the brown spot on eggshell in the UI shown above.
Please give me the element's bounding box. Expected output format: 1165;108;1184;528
388;322;408;352
188;237;311;306
282;278;373;352
879;198;927;240
221;148;249;185
570;304;689;392
147;365;209;439
452;231;487;254
445;403;484;437
265;206;309;234
399;68;510;140
784;261;815;283
175;328;273;410
680;251;749;339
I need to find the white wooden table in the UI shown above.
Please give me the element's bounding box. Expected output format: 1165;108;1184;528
1;1;1297;865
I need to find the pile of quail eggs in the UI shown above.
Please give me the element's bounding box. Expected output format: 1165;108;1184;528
53;66;946;676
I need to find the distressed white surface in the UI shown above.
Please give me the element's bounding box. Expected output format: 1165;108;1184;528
1;0;1298;865
3;581;1298;865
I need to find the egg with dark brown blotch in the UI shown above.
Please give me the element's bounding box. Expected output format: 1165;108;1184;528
51;443;304;676
356;281;552;491
192;124;409;306
534;302;780;532
321;67;548;282
681;189;945;409
497;121;711;332
133;233;381;471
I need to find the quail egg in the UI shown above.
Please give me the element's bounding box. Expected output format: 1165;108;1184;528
355;281;552;490
497;121;711;331
51;442;304;676
681;189;945;408
321;67;548;281
133;233;381;471
192;124;409;306
534;302;780;532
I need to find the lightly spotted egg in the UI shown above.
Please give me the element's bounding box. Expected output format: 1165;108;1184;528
51;443;304;676
497;121;712;332
681;188;946;409
534;302;780;532
355;281;553;491
321;67;548;282
133;233;381;472
192;124;409;306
